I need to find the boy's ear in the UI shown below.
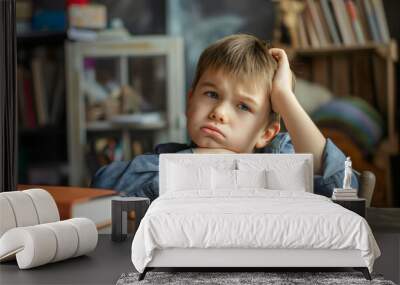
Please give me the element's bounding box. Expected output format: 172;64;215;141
255;121;280;149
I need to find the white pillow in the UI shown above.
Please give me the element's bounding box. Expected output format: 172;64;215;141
212;168;237;190
168;162;212;191
266;163;307;191
236;169;267;188
211;169;268;190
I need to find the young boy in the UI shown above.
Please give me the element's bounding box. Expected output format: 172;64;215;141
91;34;358;200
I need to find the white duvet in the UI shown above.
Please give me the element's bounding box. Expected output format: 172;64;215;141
131;190;380;273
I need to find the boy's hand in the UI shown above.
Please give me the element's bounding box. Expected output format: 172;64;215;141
268;48;296;114
193;148;237;154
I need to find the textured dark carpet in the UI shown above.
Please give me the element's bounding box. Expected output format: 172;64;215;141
116;271;395;285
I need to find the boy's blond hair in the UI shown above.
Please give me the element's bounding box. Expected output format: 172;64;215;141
192;34;292;124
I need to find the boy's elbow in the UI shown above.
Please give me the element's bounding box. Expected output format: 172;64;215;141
90;160;131;189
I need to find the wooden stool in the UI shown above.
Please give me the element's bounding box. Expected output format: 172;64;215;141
111;197;150;242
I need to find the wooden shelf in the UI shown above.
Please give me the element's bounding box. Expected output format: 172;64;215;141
86;120;167;132
280;41;398;60
17;30;67;47
19;126;66;136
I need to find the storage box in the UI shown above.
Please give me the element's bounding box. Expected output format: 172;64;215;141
68;4;107;29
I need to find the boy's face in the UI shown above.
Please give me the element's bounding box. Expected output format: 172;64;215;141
187;68;276;153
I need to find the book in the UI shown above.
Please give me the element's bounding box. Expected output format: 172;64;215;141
332;196;359;200
345;0;366;44
314;0;333;45
339;0;357;45
31;57;48;126
333;188;358;193
304;9;320;48
370;0;390;43
49;64;65;124
18;185;118;229
363;0;380;42
321;0;341;45
333;193;358;196
297;14;309;48
332;188;359;200
331;0;355;45
306;0;329;46
355;0;372;42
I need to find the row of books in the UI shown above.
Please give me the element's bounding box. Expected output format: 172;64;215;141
332;188;358;200
294;0;390;48
17;55;65;129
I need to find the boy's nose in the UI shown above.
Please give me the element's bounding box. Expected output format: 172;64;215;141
209;108;228;124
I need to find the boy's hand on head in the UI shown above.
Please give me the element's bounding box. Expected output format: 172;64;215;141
193;148;237;154
268;48;326;174
268;48;296;114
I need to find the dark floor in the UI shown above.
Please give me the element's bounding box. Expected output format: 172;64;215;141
0;235;134;285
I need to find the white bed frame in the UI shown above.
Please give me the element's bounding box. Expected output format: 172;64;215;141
148;248;365;268
142;248;370;280
138;154;371;281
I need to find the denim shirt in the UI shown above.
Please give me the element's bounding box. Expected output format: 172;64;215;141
91;132;359;201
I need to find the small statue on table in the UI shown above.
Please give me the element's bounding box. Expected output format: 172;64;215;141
342;156;353;190
332;157;358;199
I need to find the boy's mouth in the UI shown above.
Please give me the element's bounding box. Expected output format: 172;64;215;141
200;125;225;139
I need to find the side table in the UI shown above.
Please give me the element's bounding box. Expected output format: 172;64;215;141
332;198;366;217
112;197;150;242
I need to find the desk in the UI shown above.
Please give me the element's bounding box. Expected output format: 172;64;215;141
0;235;133;285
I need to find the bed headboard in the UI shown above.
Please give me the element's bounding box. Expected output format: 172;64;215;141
159;154;314;195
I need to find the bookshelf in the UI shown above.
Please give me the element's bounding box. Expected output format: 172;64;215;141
17;29;68;185
66;36;186;186
275;0;398;207
285;40;398;152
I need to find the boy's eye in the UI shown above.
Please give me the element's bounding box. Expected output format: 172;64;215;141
205;91;218;99
238;103;251;112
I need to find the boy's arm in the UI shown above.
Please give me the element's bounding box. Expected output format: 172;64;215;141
90;143;202;199
90;155;160;200
269;48;326;174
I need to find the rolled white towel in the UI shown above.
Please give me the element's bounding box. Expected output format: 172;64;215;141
23;189;60;224
0;189;60;238
0;191;39;227
0;218;98;269
42;221;79;263
0;225;57;268
0;196;17;237
66;218;98;257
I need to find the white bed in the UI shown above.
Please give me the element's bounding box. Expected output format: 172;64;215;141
131;154;380;280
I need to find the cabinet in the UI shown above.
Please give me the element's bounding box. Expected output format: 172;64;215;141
332;198;366;217
66;36;186;186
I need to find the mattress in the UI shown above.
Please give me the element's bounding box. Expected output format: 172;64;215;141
131;190;380;273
